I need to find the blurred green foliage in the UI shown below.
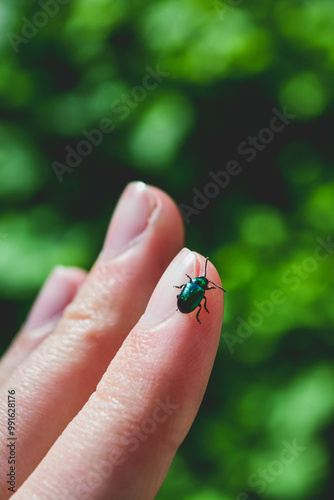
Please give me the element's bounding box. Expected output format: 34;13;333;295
1;0;334;498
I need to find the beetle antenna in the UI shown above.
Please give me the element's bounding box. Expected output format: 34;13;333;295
207;280;227;292
204;257;227;291
204;256;209;278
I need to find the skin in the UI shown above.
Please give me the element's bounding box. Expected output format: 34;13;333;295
0;182;224;500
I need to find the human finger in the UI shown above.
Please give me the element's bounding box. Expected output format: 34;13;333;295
0;182;184;496
13;249;224;500
0;266;86;386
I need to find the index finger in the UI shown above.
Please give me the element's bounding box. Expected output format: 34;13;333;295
13;249;224;500
0;182;184;496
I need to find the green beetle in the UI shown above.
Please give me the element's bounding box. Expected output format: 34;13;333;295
174;257;226;324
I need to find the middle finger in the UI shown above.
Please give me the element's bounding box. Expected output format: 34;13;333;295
0;182;184;495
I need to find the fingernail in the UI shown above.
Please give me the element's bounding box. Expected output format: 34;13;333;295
101;181;156;258
25;266;86;329
141;248;197;326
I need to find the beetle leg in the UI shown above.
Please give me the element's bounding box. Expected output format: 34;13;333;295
206;286;215;290
174;284;186;289
203;295;210;314
196;303;202;324
185;274;192;281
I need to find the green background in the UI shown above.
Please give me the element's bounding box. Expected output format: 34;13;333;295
1;0;334;498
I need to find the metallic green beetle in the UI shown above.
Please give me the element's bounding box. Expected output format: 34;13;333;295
174;257;226;324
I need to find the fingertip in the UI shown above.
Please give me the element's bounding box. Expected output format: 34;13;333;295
25;266;87;329
140;247;196;327
140;249;224;332
148;184;185;251
193;252;225;315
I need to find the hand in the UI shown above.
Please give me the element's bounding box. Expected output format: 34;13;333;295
0;182;224;500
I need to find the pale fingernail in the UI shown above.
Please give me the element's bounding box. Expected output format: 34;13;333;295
25;266;86;329
101;181;156;258
141;248;197;326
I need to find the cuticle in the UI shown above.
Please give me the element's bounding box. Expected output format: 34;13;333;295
99;197;159;262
